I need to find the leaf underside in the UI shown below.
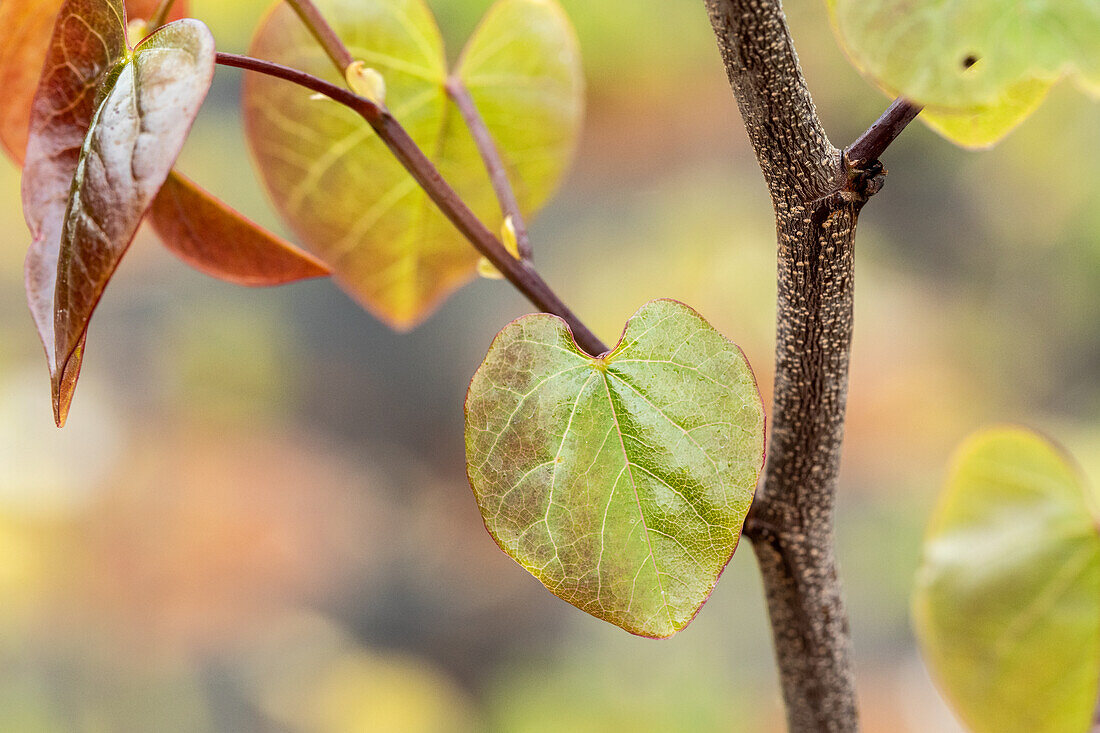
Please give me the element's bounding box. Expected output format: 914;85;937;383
828;0;1100;147
914;427;1100;733
465;299;766;638
0;0;187;164
243;0;584;329
148;171;331;286
2;1;324;342
22;0;216;425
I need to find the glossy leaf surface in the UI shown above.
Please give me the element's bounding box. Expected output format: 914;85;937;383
914;428;1100;732
828;0;1100;147
465;299;766;637
0;0;324;296
0;0;186;164
149;172;331;285
244;0;583;328
22;0;216;424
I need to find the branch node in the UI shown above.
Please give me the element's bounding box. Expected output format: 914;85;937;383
842;157;887;204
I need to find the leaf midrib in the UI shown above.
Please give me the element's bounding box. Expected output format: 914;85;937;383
600;369;674;629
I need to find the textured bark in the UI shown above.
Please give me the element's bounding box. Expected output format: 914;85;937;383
704;0;885;730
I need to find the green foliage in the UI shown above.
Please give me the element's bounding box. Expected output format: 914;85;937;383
464;299;765;637
243;0;583;329
828;0;1100;147
914;427;1100;733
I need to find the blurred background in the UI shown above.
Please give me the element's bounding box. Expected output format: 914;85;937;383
1;0;1098;730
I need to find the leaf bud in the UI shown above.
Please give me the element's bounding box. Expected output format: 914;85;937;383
345;61;386;106
477;217;522;280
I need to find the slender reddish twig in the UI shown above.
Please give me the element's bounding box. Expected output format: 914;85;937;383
846;97;923;166
284;0;354;71
216;52;608;356
146;0;178;30
445;76;533;261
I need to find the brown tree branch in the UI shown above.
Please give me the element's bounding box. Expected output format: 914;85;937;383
215;53;608;357
703;0;897;730
846;98;923;167
445;75;533;261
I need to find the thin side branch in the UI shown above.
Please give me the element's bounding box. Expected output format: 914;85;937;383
283;0;354;72
216;53;608;357
146;0;177;30
846;98;923;167
446;76;533;260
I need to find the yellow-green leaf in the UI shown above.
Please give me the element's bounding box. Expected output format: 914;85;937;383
465;299;766;638
243;0;583;329
914;427;1100;733
827;0;1100;147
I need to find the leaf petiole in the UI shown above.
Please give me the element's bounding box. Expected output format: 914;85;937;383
446;75;533;261
148;0;178;29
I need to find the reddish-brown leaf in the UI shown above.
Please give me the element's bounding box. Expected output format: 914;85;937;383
149;172;331;285
0;0;187;164
22;0;128;425
1;0;327;298
22;0;216;425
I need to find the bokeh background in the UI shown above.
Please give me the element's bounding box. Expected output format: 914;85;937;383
1;0;1098;730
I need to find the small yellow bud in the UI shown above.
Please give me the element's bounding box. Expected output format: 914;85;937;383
501;215;520;260
477;256;505;280
477;216;523;280
126;18;148;46
345;61;386;106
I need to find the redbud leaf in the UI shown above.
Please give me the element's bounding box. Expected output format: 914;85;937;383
22;0;216;425
914;428;1100;732
243;0;583;329
149;172;331;286
1;0;326;299
465;299;766;637
828;0;1100;147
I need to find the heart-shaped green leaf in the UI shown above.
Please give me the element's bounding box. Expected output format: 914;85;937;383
827;0;1100;147
243;0;583;329
22;0;216;425
914;427;1100;733
465;299;766;638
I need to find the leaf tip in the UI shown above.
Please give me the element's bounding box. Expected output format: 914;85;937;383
51;373;74;428
50;337;86;429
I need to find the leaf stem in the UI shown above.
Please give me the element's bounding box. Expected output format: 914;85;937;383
145;0;178;30
216;52;608;357
445;76;533;261
283;0;354;72
845;97;923;167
